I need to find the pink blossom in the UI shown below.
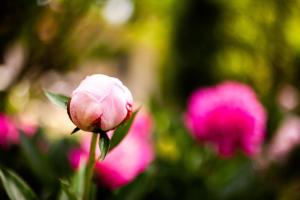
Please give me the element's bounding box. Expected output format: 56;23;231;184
184;81;267;157
68;74;133;132
0;113;19;149
277;85;299;111
68;112;154;189
68;148;86;169
268;115;300;162
17;119;37;137
0;114;37;150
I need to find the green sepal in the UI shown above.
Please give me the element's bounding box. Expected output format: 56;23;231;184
71;127;80;135
44;91;70;109
110;109;139;151
98;132;110;161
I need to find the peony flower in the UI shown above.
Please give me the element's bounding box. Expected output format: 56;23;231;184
68;111;154;189
68;74;133;132
0;113;19;149
184;81;266;157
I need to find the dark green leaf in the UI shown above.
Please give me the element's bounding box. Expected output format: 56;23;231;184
0;167;38;200
44;91;70;109
89;183;97;200
99;132;110;161
71;127;80;135
59;179;78;200
19;132;55;184
48;138;76;176
59;164;85;200
110;109;139;151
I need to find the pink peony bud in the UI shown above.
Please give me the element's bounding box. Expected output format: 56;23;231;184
68;74;133;132
184;81;267;157
0;113;19;149
68;111;154;189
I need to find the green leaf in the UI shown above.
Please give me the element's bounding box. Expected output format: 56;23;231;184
59;179;78;200
71;163;85;199
89;183;97;200
71;127;80;135
19;132;55;184
48;138;77;176
59;163;85;200
98;132;110;161
0;167;38;200
44;91;70;109
110;109;139;151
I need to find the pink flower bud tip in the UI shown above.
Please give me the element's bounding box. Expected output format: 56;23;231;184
68;74;133;132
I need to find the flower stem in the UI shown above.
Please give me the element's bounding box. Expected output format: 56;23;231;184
83;133;98;200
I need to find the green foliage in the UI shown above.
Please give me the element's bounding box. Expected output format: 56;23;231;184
59;179;78;200
71;164;86;199
0;167;37;200
44;91;70;110
19;132;55;184
98;132;110;161
110;109;139;151
59;164;86;200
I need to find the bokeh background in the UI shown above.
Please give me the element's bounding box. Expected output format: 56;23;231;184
1;0;300;199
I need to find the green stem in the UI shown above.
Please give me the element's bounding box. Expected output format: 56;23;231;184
83;133;98;200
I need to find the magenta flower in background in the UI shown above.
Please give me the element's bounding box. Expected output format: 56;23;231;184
0;113;19;149
0;113;37;150
184;81;267;157
68;74;133;132
68;111;154;189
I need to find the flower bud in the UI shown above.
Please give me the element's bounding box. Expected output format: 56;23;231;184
68;111;154;189
68;74;133;132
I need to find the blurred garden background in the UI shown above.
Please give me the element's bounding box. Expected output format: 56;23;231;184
1;0;300;199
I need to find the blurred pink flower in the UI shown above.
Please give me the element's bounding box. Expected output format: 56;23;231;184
0;113;19;149
68;111;154;189
68;74;133;132
277;85;299;111
268;115;300;162
0;113;37;150
184;81;267;157
17;119;38;137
